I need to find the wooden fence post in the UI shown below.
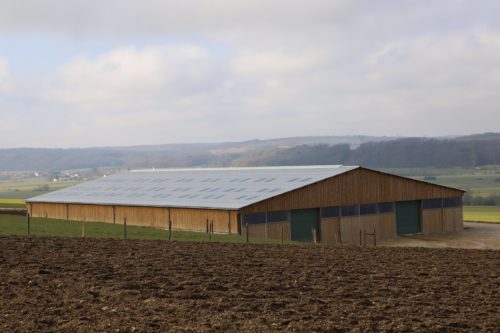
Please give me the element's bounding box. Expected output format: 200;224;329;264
245;223;249;244
168;219;172;241
124;218;127;240
81;219;86;238
27;214;31;236
281;225;284;246
373;228;377;247
359;230;362;246
312;227;317;244
209;221;212;242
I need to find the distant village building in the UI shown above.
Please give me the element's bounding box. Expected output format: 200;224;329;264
27;166;464;243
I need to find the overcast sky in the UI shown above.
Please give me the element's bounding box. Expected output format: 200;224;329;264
0;0;499;148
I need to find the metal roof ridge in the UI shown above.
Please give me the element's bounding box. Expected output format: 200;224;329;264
131;165;358;172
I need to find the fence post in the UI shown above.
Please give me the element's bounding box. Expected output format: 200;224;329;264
209;221;212;242
281;225;284;246
245;223;249;244
168;219;172;241
359;230;362;246
81;219;86;238
27;213;31;236
206;219;209;233
312;227;317;244
373;228;377;247
124;218;127;240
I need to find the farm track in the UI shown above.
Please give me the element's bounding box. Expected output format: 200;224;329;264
0;237;499;332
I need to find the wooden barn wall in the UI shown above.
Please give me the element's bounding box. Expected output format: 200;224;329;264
422;209;443;235
333;213;396;245
169;208;238;234
339;216;360;244
30;203;67;219
68;204;114;223
241;221;290;241
240;168;463;213
378;213;397;240
30;202;239;234
114;206;167;229
267;222;290;241
422;207;462;234
320;218;340;244
443;207;463;232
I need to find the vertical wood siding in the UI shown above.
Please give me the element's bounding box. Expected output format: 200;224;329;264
30;203;67;219
29;203;238;234
170;208;238;234
443;207;463;232
114;206;167;229
320;218;340;244
68;204;114;223
240;168;463;213
266;222;291;241
422;209;443;234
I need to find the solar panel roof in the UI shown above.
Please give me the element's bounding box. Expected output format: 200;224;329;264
27;165;359;210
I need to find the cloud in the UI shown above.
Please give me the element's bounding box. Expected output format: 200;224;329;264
1;1;500;147
0;58;13;93
42;45;222;112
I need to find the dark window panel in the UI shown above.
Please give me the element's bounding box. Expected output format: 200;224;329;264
243;212;266;224
423;198;443;209
267;211;288;222
443;197;462;208
378;202;394;213
341;205;359;217
360;203;378;215
321;206;340;218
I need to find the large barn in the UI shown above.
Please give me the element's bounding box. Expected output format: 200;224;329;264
27;166;464;244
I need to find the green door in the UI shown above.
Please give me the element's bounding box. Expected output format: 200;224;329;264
396;201;421;235
290;209;319;242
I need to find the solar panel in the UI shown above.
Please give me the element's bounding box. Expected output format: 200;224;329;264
27;165;358;210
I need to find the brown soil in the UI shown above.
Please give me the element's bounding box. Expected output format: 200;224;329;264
1;237;499;332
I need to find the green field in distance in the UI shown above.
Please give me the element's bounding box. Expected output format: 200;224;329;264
463;206;500;223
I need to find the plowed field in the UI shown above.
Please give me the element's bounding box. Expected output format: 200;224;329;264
1;236;499;332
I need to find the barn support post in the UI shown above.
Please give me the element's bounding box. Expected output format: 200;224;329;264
227;210;231;234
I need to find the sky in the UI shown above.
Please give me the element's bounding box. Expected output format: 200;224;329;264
0;0;499;148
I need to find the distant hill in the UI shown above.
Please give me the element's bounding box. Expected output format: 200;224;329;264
236;135;500;168
0;133;498;171
0;135;394;172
